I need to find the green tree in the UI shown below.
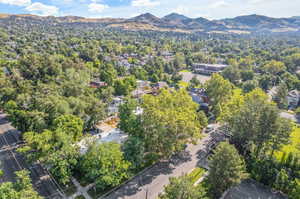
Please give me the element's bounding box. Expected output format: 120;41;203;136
118;98;141;135
190;76;201;88
289;179;300;199
53;114;84;141
159;175;208;199
114;76;137;96
19;128;80;185
123;136;146;171
222;65;241;84
0;170;43;199
240;70;254;81
242;80;258;93
7;109;47;133
207;142;248;198
273;83;288;109
80;142;131;189
263;60;286;75
274;169;289;193
285;53;300;72
140;89;202;160
223;89;292;157
99;63;117;86
205;74;233;117
197;111;208;128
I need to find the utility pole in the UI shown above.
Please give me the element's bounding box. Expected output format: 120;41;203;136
145;188;149;199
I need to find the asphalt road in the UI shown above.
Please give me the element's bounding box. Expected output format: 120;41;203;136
0;113;22;148
0;112;63;199
103;130;225;199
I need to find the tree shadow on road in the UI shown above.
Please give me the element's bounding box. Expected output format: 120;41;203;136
107;151;193;198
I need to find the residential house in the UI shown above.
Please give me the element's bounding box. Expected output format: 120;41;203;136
107;97;124;115
287;90;300;109
78;117;128;154
118;59;132;69
267;86;278;100
90;80;107;88
189;88;210;113
153;81;169;90
131;80;152;98
221;179;287;199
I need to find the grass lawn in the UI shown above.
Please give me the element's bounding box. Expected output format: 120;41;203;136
274;126;300;161
178;81;189;88
179;69;191;73
188;167;206;184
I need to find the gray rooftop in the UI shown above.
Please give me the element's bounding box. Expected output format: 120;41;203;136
222;179;287;199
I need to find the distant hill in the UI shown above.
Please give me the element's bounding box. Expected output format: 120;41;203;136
0;13;300;34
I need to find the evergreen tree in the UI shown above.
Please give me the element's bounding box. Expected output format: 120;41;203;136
207;142;248;198
273;83;288;109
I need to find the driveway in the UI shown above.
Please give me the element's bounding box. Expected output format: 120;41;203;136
102;131;226;199
280;112;299;124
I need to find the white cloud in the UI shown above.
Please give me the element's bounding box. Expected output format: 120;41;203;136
25;2;59;16
209;0;229;8
173;5;189;15
88;3;109;13
132;0;160;7
62;0;73;3
248;0;275;4
0;0;31;6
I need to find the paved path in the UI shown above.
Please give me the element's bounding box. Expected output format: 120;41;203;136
102;131;224;199
69;178;94;199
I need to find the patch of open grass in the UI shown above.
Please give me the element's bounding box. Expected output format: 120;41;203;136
275;127;300;161
178;81;189;88
188;167;206;184
179;69;191;73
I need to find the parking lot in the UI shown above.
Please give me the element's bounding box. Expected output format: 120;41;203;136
179;71;211;84
0;113;63;199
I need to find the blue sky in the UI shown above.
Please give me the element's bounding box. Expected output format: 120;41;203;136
0;0;300;19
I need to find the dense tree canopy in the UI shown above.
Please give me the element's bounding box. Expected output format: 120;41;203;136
140;89;203;159
18;115;83;185
222;89;293;157
79;142;131;190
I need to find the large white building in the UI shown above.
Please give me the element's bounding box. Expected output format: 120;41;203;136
192;63;228;75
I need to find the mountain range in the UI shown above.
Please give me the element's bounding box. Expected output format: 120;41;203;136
1;12;300;34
